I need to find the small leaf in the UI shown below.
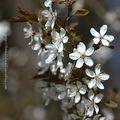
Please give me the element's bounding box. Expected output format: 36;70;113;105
105;100;118;108
10;16;27;22
73;9;89;17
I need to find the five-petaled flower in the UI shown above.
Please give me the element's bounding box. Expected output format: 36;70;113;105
86;64;110;89
69;42;94;68
51;28;69;52
90;25;114;46
85;90;103;117
41;0;57;29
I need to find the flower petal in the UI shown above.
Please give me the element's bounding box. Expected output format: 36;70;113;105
85;47;94;56
88;79;96;89
79;85;87;95
45;53;56;63
93;38;100;44
63;36;69;43
84;57;94;67
51;31;60;40
75;92;81;103
100;25;107;36
88;90;95;101
69;52;80;60
85;69;95;78
94;104;99;114
97;80;104;90
44;0;52;8
58;42;63;52
90;28;100;37
76;81;82;88
95;64;101;75
94;94;103;103
58;92;66;100
104;35;114;42
101;39;109;46
60;28;66;38
77;42;86;53
31;43;40;50
99;73;110;80
87;106;94;117
75;58;84;68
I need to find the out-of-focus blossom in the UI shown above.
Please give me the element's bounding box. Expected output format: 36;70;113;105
84;90;103;117
69;42;94;68
42;0;57;29
60;62;73;80
0;21;11;43
51;28;69;52
90;25;114;46
86;64;110;89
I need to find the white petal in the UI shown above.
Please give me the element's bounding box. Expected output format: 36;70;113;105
67;87;77;97
75;58;84;68
58;92;66;100
90;28;100;37
79;86;87;94
101;39;109;46
44;0;52;7
85;47;94;56
100;25;107;36
88;79;96;89
69;52;80;60
56;85;65;91
88;90;95;101
84;57;94;67
94;94;103;103
51;31;60;40
95;64;101;75
45;44;54;49
77;42;86;53
94;104;99;114
45;20;52;29
31;43;40;50
75;92;81;103
76;81;82;88
60;28;66;38
63;36;69;43
97;80;104;90
41;10;50;17
85;69;95;78
58;42;63;53
104;35;114;42
45;53;56;64
51;21;55;29
93;38;100;44
57;55;63;68
99;73;110;80
87;106;94;117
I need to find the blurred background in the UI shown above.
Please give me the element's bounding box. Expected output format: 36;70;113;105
0;0;120;120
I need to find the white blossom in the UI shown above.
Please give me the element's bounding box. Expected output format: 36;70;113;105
56;81;87;104
44;0;52;8
85;90;104;117
45;43;63;64
90;25;114;46
42;0;57;29
51;28;69;52
69;42;94;68
60;62;73;80
86;64;110;89
0;21;11;43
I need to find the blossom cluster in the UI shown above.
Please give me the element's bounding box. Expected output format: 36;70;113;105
23;0;115;119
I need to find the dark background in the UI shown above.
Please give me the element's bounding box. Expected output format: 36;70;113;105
0;0;120;120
